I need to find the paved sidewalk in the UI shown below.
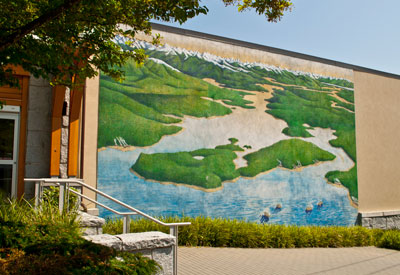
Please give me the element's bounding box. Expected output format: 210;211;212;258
178;247;400;275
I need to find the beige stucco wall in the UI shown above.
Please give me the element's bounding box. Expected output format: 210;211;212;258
82;74;99;209
355;71;400;213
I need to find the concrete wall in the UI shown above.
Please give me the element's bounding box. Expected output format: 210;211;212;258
24;76;53;197
23;74;100;204
82;75;100;210
354;71;400;214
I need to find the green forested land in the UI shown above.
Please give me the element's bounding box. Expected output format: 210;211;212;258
99;58;254;147
132;148;240;189
215;137;244;151
132;139;336;188
98;102;182;148
238;139;336;177
336;89;355;103
265;87;358;197
326;166;358;199
127;93;231;118
330;96;355;112
117;58;254;109
100;86;181;124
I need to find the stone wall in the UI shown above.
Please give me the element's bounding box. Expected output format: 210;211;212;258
357;211;400;229
24;76;53;197
60;88;70;178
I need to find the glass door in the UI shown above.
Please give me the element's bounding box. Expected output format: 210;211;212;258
0;110;19;197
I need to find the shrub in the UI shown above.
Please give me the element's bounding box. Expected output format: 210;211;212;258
103;216;400;250
0;196;160;274
42;186;79;213
375;230;400;250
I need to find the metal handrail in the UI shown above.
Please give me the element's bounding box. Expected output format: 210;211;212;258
24;178;190;275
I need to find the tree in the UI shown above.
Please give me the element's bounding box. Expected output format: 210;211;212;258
0;0;292;87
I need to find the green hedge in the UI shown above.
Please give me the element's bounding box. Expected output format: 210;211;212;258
104;216;400;250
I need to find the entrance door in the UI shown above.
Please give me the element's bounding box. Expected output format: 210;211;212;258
0;107;19;197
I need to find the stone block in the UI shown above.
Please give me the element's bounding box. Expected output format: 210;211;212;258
82;227;99;236
386;216;400;229
393;216;400;228
60;164;67;178
60;144;68;163
371;217;387;229
116;232;175;251
83;234;122;250
78;211;106;227
361;217;372;228
62;116;69;127
61;127;69;145
386;217;397;229
152;247;173;275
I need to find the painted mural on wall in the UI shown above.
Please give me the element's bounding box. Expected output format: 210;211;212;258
97;36;358;226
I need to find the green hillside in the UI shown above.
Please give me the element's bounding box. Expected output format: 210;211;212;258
132;142;242;189
265;86;358;198
239;139;336;177
98;58;253;148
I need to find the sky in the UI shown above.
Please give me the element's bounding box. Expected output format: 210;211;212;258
154;0;400;75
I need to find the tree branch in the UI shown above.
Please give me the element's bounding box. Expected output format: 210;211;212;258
0;0;82;51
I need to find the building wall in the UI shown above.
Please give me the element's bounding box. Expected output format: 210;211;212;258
354;71;400;213
24;76;53;197
98;27;359;225
82;74;100;210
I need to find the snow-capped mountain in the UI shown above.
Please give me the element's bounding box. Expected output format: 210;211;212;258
115;36;351;82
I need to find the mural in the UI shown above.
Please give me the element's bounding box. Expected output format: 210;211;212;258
97;37;358;226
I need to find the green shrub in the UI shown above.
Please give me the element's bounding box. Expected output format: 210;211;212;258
42;186;79;213
104;216;400;249
0;196;160;274
375;230;400;250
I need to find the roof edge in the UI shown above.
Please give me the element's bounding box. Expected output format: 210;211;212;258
150;22;400;80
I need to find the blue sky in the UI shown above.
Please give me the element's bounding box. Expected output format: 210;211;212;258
155;0;400;75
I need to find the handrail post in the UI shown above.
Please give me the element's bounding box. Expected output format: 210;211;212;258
123;214;131;234
170;225;178;275
59;181;65;213
34;181;40;210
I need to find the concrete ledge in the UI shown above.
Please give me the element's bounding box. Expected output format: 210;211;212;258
83;232;175;275
84;234;122;250
116;231;175;251
359;210;400;218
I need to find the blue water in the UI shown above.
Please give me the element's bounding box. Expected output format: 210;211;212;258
98;148;358;226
